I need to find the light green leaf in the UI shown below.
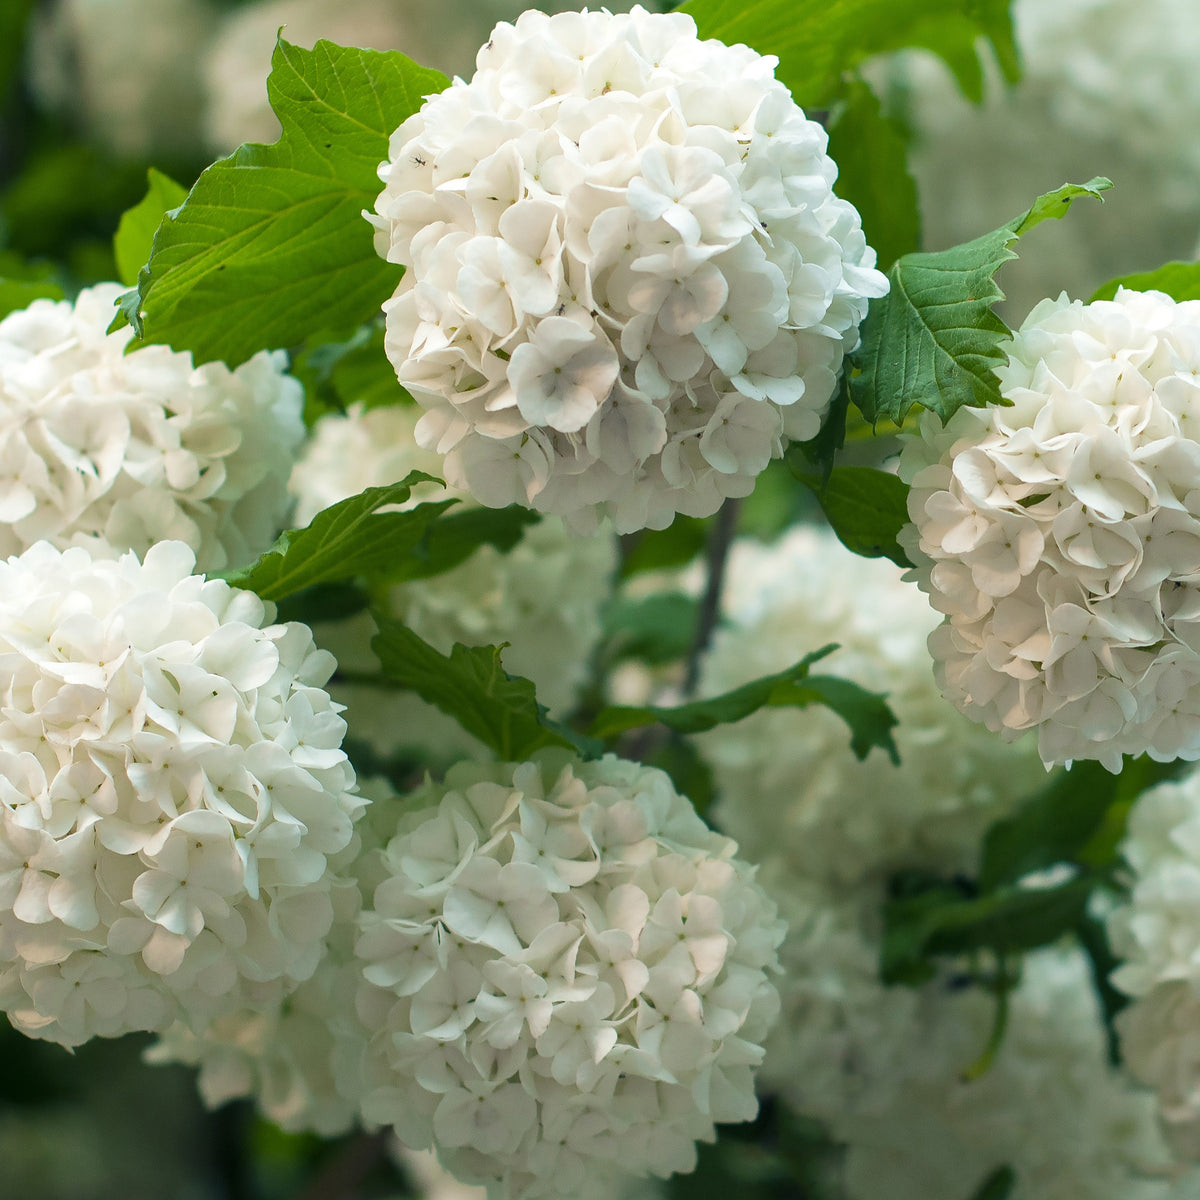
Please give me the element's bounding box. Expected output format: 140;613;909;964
113;169;188;288
590;647;900;763
850;178;1112;428
1092;260;1200;304
680;0;1018;109
125;39;449;366
0;278;63;319
217;473;452;601
371;618;598;761
827;80;920;269
788;455;913;568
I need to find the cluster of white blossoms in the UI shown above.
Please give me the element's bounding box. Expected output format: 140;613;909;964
373;5;886;534
694;527;1044;887
289;403;616;758
353;752;784;1198
832;945;1182;1200
0;284;304;572
877;0;1200;316
1109;769;1200;1160
0;541;364;1047
902;288;1200;770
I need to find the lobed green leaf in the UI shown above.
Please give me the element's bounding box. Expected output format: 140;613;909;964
850;179;1112;429
126;38;448;366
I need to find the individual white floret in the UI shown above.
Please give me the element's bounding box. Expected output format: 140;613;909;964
372;6;886;534
0;540;364;1048
875;0;1200;317
903;288;1200;770
832;945;1180;1200
353;752;784;1198
289;403;616;760
0;284;304;572
26;0;217;160
694;527;1044;887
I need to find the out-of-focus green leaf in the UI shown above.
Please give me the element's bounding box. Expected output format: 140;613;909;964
603;591;701;665
1092;261;1200;303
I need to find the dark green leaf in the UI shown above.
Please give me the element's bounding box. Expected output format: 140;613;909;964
603;591;702;665
371;616;597;761
216;473;451;601
390;505;541;583
681;0;1018;108
0;0;35;98
113;169;188;288
850;179;1112;428
590;647;899;763
788;456;913;567
620;517;711;578
827;79;920;269
1076;911;1128;1066
881;876;1093;985
980;755;1186;892
127;39;449;365
969;1166;1017;1200
792;376;850;483
644;737;717;817
274;581;370;626
1092;261;1200;304
291;323;408;424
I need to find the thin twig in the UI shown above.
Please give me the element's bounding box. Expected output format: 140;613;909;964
682;497;741;698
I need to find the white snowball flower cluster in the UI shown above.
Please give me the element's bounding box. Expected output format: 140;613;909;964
902;288;1200;770
290;403;616;760
353;752;784;1198
27;0;217;160
833;946;1180;1200
1109;769;1200;1159
373;6;887;534
694;527;1044;887
0;541;364;1048
876;0;1200;316
0;284;304;572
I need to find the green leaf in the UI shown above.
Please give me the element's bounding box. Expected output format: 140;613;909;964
216;473;451;601
680;0;1018;109
0;277;63;319
850;179;1112;428
603;591;702;665
291;323;408;424
979;756;1186;892
113;169;188;288
788;456;913;568
881;875;1093;985
969;1166;1017;1200
619;517;711;578
0;0;35;98
389;505;541;583
371;616;597;761
827;80;920;269
1092;261;1200;304
127;39;449;366
791;377;850;484
590;647;900;763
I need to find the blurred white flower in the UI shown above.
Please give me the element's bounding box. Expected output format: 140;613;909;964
0;541;363;1048
354;752;784;1197
27;0;217;159
695;526;1044;888
903;289;1200;769
289;402;616;761
0;284;304;572
373;6;885;534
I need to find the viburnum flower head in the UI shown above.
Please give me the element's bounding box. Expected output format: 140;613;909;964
373;6;887;533
0;283;304;571
903;288;1200;770
354;752;784;1198
0;540;363;1047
